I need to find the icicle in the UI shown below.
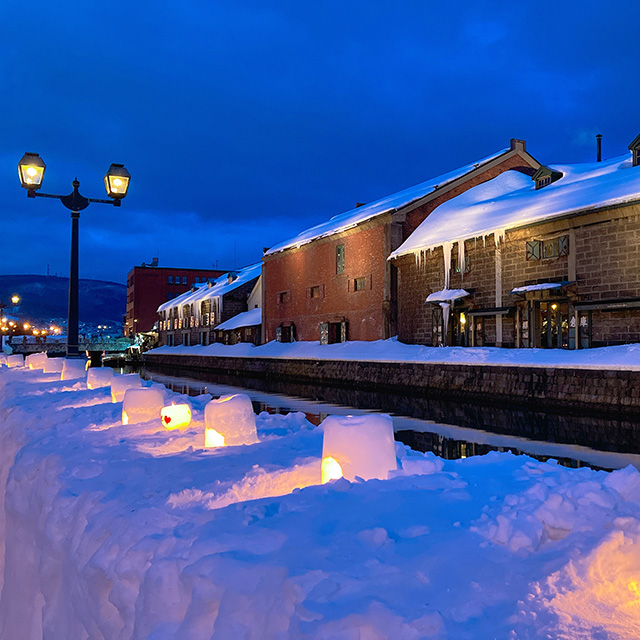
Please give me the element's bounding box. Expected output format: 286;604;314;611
483;235;486;248
494;228;506;247
457;239;466;282
442;241;452;290
440;302;451;345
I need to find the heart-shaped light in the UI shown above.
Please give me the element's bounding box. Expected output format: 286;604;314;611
163;415;171;425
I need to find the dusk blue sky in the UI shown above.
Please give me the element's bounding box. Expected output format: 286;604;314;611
1;1;638;285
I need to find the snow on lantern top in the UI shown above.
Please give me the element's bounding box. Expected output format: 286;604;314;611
321;414;397;483
204;394;258;447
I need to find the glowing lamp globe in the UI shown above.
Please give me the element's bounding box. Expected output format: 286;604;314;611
122;387;164;425
61;359;87;381
111;374;142;403
104;163;130;199
6;354;24;368
161;403;192;430
87;367;114;389
321;414;397;483
204;394;258;447
18;152;46;190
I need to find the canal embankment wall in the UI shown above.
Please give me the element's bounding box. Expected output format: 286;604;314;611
143;353;640;415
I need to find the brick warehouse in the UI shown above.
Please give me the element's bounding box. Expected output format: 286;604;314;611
390;134;640;349
157;263;261;347
262;139;541;344
125;260;226;336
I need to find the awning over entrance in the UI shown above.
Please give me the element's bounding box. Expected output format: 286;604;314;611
510;282;571;295
425;288;471;303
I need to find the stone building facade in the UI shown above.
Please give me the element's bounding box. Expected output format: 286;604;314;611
391;148;640;349
157;265;261;347
262;140;540;344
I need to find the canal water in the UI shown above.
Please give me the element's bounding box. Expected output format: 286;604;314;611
136;365;640;472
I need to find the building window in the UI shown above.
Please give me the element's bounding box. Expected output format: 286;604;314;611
168;276;173;284
309;285;322;299
354;277;367;291
451;255;471;274
526;240;541;261
277;291;290;304
182;276;187;285
535;176;551;190
336;244;345;274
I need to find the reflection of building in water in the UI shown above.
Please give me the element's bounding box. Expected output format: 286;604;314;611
395;430;604;470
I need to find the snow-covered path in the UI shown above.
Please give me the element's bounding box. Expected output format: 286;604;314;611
1;365;640;638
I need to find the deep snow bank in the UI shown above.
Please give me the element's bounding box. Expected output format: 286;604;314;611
1;366;640;638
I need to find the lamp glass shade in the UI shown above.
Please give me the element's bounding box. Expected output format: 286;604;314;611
18;152;46;190
104;163;130;198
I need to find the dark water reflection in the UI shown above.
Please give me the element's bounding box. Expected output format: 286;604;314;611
137;363;640;472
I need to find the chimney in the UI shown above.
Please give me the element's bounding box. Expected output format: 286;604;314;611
596;134;602;162
151;257;158;267
227;271;238;284
510;139;526;152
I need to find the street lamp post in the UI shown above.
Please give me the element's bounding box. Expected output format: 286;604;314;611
18;153;130;358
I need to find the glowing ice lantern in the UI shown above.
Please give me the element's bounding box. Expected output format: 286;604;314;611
204;394;258;447
87;367;114;389
321;414;397;483
121;387;164;425
160;403;192;430
0;355;6;366
6;355;24;368
43;358;64;373
110;374;142;403
26;353;48;370
61;359;87;380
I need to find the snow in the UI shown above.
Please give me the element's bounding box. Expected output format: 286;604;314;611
425;288;471;303
1;366;640;638
265;149;509;256
148;338;640;370
391;154;640;259
511;282;568;293
214;307;262;331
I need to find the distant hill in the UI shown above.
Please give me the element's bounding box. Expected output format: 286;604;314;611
0;275;125;324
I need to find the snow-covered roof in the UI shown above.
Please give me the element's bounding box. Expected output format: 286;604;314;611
157;263;262;313
214;308;262;331
265;149;509;256
510;282;568;294
425;289;471;303
391;155;640;259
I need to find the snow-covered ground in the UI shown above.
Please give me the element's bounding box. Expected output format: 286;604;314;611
149;338;640;370
2;364;640;638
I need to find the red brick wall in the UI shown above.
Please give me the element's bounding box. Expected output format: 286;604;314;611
126;266;226;335
263;222;388;342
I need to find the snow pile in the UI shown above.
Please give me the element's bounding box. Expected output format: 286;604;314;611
149;338;640;370
1;367;640;638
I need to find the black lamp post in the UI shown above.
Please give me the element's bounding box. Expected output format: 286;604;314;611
18;153;130;358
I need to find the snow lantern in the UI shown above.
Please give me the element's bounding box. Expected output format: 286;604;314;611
160;403;192;430
0;355;6;366
6;355;24;368
111;374;142;403
87;367;114;389
204;394;258;447
43;358;64;373
61;359;87;380
321;414;397;483
121;387;164;425
26;353;48;370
